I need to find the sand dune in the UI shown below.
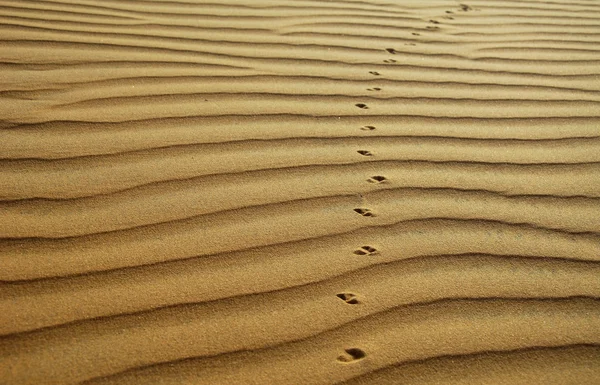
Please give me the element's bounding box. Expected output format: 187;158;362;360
1;0;599;384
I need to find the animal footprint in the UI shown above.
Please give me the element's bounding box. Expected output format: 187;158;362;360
385;48;397;54
460;3;472;11
354;208;375;217
355;103;369;109
366;87;381;91
360;125;376;131
337;348;366;363
429;20;440;24
369;71;380;76
354;245;378;255
337;293;360;304
357;150;373;156
412;32;420;36
367;175;387;183
426;26;440;30
383;59;396;63
405;43;416;46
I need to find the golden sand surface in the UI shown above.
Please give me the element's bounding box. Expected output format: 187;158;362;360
1;0;600;384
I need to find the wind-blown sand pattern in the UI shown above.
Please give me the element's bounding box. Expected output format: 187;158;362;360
1;0;600;384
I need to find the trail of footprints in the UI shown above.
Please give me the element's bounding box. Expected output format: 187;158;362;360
339;45;390;362
338;178;382;363
357;4;454;116
340;3;475;364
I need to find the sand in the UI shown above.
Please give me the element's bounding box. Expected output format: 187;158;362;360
1;0;599;384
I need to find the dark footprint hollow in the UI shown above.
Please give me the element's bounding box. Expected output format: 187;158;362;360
354;208;374;217
355;103;369;109
360;125;376;131
366;88;381;91
357;150;373;156
336;293;360;304
383;59;396;63
367;175;387;183
337;348;367;363
369;71;380;76
354;245;378;255
385;48;397;54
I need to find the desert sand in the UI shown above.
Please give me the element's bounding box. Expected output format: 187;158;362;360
1;0;600;384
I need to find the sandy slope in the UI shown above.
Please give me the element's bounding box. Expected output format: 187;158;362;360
1;0;599;384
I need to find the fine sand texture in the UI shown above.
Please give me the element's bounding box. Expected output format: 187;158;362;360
1;0;600;384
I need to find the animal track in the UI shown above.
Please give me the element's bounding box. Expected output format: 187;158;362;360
405;43;416;46
357;150;373;156
385;48;397;54
426;26;440;30
366;87;381;91
369;71;380;76
360;125;376;131
383;59;396;63
355;103;369;109
354;245;378;255
460;3;472;11
337;348;366;363
354;208;375;217
412;32;420;36
336;293;360;304
367;175;387;183
429;20;440;24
